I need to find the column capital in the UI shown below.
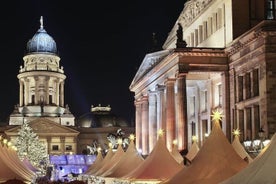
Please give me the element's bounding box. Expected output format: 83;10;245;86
155;84;165;91
176;72;188;79
164;78;176;85
178;63;189;74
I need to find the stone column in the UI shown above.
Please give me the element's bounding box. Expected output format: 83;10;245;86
135;99;142;152
34;76;39;104
60;136;65;154
156;85;166;132
141;95;149;155
24;78;29;105
176;73;188;151
148;91;157;153
60;81;64;107
19;80;24;106
47;137;51;154
56;79;60;106
165;78;176;151
45;76;50;104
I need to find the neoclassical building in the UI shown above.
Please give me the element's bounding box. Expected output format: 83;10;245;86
130;0;276;155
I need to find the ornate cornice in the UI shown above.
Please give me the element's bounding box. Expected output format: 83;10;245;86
226;21;276;56
180;0;213;28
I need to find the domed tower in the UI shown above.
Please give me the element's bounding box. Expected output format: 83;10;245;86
9;16;75;126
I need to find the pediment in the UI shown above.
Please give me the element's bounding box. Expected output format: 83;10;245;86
5;118;79;136
130;50;171;88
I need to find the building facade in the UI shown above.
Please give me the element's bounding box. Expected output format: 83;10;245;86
1;16;134;155
130;0;276;155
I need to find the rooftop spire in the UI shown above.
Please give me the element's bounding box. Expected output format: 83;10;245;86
40;16;43;29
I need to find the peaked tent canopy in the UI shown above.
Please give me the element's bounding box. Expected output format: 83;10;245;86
170;142;184;164
88;146;115;175
122;131;184;183
85;150;104;175
103;138;144;178
0;137;35;183
231;133;253;163
163;111;248;184
185;141;200;163
221;133;276;184
97;143;125;177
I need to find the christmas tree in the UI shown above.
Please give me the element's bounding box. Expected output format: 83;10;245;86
15;121;49;173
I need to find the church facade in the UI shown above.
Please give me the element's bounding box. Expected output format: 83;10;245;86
130;0;276;155
1;17;134;155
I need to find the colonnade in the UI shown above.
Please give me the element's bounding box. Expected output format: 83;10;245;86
19;77;65;107
135;74;188;155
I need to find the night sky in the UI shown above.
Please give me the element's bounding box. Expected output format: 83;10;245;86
0;0;185;124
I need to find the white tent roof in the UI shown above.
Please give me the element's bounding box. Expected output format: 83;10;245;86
185;141;200;163
231;135;253;163
170;144;184;164
163;119;248;184
103;139;144;178
85;151;104;175
221;133;276;184
122;133;184;182
0;139;35;182
97;144;125;177
88;147;114;175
